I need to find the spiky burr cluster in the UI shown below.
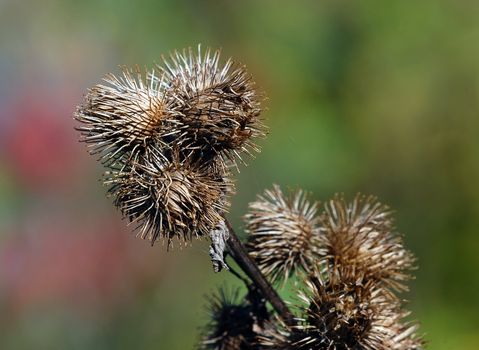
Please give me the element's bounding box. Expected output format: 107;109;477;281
201;185;423;349
76;48;424;349
200;287;269;350
258;272;422;349
245;185;321;286
75;47;263;246
104;157;232;244
158;49;263;166
319;194;416;294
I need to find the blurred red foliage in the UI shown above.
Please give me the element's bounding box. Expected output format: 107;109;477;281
3;89;87;191
0;218;165;316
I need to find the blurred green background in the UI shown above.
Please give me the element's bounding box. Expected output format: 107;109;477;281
1;0;478;349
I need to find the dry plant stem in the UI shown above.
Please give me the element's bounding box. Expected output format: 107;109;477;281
224;219;296;327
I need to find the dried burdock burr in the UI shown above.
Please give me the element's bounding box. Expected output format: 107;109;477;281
297;271;423;350
199;287;269;350
318;194;416;295
75;46;264;245
245;185;321;286
74;47;295;327
158;46;265;168
259;270;423;350
75;46;425;349
75;66;178;168
104;155;234;247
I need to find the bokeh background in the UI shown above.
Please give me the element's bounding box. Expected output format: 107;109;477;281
1;1;478;349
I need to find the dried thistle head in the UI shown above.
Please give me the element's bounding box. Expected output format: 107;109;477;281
255;318;291;350
158;46;265;168
259;271;423;350
245;185;321;286
105;156;233;247
199;287;268;350
319;194;416;294
298;272;423;350
75;46;264;245
75;66;178;167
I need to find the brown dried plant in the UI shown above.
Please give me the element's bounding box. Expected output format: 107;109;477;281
104;155;233;246
200;287;268;350
75;46;262;247
245;185;322;286
258;271;422;349
157;47;265;168
318;194;416;294
75;46;424;350
75;67;177;168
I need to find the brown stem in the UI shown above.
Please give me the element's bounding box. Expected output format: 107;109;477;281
224;219;295;326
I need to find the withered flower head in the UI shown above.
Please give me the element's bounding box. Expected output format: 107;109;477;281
105;156;233;247
298;272;423;350
158;46;265;167
245;185;321;286
75;66;177;167
260;271;423;350
75;46;262;246
200;287;268;350
319;194;415;294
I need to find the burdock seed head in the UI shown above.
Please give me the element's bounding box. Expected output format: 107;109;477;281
199;287;269;350
295;271;423;350
104;155;234;247
319;194;416;294
158;46;265;168
75;66;178;168
259;270;423;350
245;185;321;286
75;46;263;246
